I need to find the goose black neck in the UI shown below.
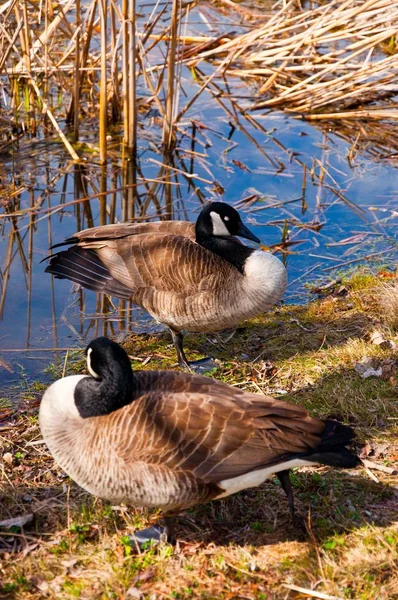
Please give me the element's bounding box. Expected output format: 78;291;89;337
74;362;135;418
196;229;254;274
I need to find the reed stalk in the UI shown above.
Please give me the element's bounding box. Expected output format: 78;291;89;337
128;0;137;156
110;0;121;122
99;0;108;164
0;230;14;319
73;0;80;138
122;0;129;149
163;0;179;150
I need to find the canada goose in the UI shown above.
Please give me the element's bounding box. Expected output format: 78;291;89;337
44;202;287;370
40;337;359;546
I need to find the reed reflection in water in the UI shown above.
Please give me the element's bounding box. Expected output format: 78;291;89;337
0;116;397;385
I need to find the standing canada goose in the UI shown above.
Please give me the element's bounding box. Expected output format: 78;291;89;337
44;202;287;370
40;337;359;546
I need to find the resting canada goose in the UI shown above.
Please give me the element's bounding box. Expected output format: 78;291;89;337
44;202;287;370
40;337;359;546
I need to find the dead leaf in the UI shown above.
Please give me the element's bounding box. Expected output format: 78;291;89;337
2;452;13;465
0;357;13;373
21;542;40;558
211;181;225;195
126;586;143;599
369;330;396;350
258;361;275;377
334;285;349;297
310;278;342;295
61;557;78;572
370;443;390;459
30;577;49;594
132;567;156;584
358;442;373;459
380;359;397;380
359;442;372;459
354;357;383;378
232;159;251;172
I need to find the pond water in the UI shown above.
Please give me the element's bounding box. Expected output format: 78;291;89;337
1;5;397;390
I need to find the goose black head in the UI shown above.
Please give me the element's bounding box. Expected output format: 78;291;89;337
75;337;135;418
196;202;260;244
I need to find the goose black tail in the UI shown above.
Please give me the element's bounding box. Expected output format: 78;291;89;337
304;420;360;468
45;246;133;300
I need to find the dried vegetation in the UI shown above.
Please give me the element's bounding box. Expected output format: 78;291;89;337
1;0;398;160
195;0;398;116
379;277;398;331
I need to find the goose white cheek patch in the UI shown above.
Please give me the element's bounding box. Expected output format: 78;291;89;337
210;211;230;236
87;348;101;379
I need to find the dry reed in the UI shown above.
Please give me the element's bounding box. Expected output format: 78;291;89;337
192;0;398;117
0;0;190;162
1;0;398;161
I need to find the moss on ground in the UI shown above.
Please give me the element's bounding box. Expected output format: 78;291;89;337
0;271;397;599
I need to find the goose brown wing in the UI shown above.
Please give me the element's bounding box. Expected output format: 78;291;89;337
73;220;196;243
80;232;234;295
116;371;325;483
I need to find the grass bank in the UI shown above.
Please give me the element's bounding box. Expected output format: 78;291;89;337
0;271;397;600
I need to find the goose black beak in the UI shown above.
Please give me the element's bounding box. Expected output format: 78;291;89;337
236;222;261;244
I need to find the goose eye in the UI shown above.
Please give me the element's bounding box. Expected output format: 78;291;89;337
224;216;230;222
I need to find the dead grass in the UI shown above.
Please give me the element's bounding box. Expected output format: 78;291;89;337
379;278;398;331
0;271;397;600
198;0;398;116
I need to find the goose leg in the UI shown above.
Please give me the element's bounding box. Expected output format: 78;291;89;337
170;329;215;372
163;514;176;545
276;469;295;516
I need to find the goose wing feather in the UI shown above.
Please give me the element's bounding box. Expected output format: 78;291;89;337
78;232;238;295
73;220;196;242
112;371;325;483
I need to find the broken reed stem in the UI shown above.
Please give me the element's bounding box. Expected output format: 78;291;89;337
13;0;76;73
13;1;30;132
79;0;97;101
128;0;137;156
110;0;121;122
99;0;108;164
122;0;129;149
163;0;179;150
73;0;81;139
0;19;23;73
299;110;398;121
0;231;14;319
43;0;49;133
29;77;79;160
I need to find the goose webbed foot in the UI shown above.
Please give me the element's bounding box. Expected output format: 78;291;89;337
127;516;176;552
170;330;216;373
127;524;167;551
184;356;218;373
276;469;295;517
